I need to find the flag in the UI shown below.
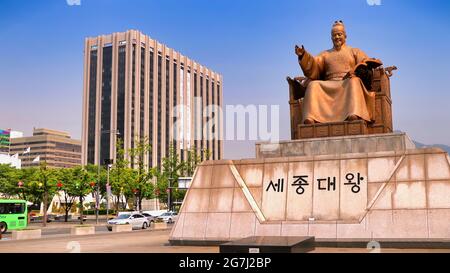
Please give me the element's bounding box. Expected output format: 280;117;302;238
23;147;30;154
32;156;40;163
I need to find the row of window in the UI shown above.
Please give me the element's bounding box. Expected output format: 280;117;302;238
90;44;220;84
10;147;81;154
87;45;222;166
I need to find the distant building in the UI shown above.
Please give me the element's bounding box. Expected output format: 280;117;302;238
0;129;23;168
81;30;223;168
9;128;81;168
0;129;23;154
0;129;10;153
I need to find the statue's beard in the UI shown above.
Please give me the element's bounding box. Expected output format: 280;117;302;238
333;40;344;49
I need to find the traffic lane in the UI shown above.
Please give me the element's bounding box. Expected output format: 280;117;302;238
42;226;109;236
0;226;109;240
0;223;172;239
0;229;218;253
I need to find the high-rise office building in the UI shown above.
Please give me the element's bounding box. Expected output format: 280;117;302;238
9;128;81;168
82;30;223;167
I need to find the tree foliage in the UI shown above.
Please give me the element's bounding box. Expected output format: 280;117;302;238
0;143;211;215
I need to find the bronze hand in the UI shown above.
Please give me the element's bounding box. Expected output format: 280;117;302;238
295;45;305;57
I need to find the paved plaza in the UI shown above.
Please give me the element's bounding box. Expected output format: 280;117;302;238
1;225;448;253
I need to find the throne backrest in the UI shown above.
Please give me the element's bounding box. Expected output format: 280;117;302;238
289;67;395;139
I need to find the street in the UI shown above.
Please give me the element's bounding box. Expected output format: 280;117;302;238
0;229;217;253
1;226;449;253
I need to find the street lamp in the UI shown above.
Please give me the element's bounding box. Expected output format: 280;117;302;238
168;176;173;212
96;129;120;225
105;161;113;222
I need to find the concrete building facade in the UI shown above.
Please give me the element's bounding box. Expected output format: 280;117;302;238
82;30;223;168
9;128;81;168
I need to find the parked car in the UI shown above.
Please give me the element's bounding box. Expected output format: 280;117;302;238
30;215;53;223
106;213;150;231
156;211;178;223
141;210;167;218
141;213;156;224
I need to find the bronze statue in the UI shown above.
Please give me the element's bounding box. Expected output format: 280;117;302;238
290;20;383;125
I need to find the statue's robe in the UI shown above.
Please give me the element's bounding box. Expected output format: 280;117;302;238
299;45;375;123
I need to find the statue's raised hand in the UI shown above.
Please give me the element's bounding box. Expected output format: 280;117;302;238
295;45;305;57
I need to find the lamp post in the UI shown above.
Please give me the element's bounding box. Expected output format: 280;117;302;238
106;162;112;222
168;176;173;212
96;130;120;225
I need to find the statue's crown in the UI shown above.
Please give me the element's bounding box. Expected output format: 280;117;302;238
332;20;345;31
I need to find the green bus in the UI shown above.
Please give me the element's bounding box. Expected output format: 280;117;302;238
0;199;28;233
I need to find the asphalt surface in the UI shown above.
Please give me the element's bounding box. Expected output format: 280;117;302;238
1;219;110;240
0;228;216;253
1;228;449;253
0;220;448;253
0;218;174;240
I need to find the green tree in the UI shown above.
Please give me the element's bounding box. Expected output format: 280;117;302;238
110;138;130;211
203;148;212;161
0;164;21;198
32;163;58;227
128;136;154;211
159;145;184;211
183;147;209;176
152;167;168;206
55;168;78;222
84;164;107;210
71;166;95;225
117;167;138;210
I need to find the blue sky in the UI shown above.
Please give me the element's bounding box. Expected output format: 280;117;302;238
0;0;450;159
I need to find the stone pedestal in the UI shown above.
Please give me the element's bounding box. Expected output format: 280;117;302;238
111;224;132;232
170;133;450;244
256;132;415;159
71;226;95;236
12;229;41;240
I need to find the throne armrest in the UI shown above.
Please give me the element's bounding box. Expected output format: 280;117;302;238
287;76;308;100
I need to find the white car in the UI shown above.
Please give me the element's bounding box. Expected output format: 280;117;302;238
141;210;167;218
156;211;178;223
107;213;150;231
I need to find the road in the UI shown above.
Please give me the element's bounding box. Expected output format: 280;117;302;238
0;229;217;253
1;228;449;253
1;220;110;240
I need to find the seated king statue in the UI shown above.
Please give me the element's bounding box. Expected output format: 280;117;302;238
293;20;382;125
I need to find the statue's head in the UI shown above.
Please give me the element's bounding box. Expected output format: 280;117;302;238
331;20;347;50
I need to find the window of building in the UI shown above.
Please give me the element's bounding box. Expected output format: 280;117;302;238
157;54;162;166
100;46;113;165
87;50;98;164
140;47;146;140
117;45;126;149
149;50;154;167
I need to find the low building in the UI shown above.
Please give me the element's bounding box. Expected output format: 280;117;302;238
9;128;81;168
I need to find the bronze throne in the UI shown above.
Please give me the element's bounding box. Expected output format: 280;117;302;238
287;66;397;140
